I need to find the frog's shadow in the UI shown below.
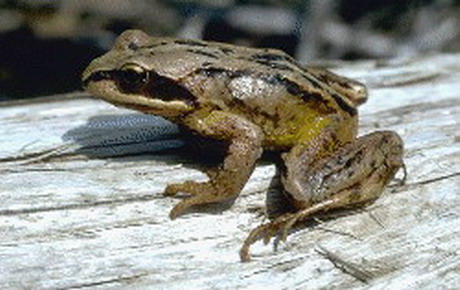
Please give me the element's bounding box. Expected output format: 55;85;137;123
63;113;287;216
63;113;183;160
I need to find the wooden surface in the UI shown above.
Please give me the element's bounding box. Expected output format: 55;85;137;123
1;54;459;289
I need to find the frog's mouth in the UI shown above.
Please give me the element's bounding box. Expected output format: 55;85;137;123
83;70;196;117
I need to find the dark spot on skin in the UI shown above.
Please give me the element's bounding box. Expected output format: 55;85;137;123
265;111;281;128
231;69;253;79
330;132;338;143
227;95;246;108
186;49;219;59
312;73;327;83
264;74;326;104
349;186;364;203
336;80;353;89
250;53;303;73
300;73;323;90
345;159;353;168
174;39;208;47
138;42;170;49
251;53;294;64
196;67;253;80
202;61;213;67
331;93;357;116
271;63;293;71
315;72;354;91
282;78;303;96
352;150;363;164
128;42;139;51
254;60;293;71
220;47;235;54
228;97;277;126
195;67;229;77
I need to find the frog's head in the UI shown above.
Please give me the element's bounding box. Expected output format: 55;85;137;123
82;30;197;118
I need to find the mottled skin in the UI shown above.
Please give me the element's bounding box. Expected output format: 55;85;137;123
82;30;405;262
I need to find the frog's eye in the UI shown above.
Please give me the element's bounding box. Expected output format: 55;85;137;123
117;63;149;93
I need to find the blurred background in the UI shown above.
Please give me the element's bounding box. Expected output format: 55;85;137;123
0;0;458;101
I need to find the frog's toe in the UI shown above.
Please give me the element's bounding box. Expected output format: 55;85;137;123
164;180;205;196
168;191;215;219
164;183;181;196
280;216;300;242
240;213;304;261
240;222;281;262
169;199;190;219
169;181;228;219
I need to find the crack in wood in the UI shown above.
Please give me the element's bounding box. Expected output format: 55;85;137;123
58;272;149;289
316;245;375;283
0;193;163;216
412;172;460;185
390;172;460;193
0;144;78;165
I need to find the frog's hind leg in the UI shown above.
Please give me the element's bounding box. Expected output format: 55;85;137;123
283;130;404;209
240;131;404;262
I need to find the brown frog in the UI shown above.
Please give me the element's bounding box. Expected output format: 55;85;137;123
82;30;405;261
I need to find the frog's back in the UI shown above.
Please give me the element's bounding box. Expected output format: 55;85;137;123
156;38;357;116
142;37;359;148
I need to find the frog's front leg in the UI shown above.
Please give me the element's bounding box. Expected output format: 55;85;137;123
240;131;404;261
166;111;263;219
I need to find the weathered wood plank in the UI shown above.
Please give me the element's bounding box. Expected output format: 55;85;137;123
0;54;459;289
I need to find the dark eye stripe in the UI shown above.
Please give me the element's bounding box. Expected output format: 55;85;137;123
145;73;196;105
219;47;235;54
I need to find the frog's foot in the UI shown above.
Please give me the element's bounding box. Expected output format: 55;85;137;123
239;200;335;262
164;181;215;219
240;213;298;262
166;180;240;219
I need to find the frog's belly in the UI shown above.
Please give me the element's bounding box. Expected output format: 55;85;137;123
261;114;358;150
262;133;299;150
260;114;332;150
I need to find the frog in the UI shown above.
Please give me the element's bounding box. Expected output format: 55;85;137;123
82;30;405;262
